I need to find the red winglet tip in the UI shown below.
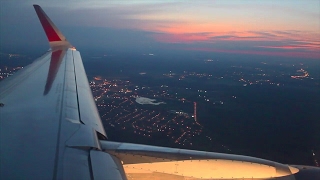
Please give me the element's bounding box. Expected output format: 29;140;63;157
33;5;65;42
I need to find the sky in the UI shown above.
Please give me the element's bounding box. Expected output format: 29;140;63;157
1;0;320;59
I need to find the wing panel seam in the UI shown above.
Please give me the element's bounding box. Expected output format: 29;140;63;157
71;50;84;125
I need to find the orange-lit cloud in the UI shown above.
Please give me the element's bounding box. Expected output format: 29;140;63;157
150;30;319;44
152;33;211;43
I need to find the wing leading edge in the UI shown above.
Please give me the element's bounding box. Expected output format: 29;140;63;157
1;4;319;180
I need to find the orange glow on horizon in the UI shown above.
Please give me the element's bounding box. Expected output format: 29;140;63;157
72;1;320;59
186;48;320;59
183;47;320;59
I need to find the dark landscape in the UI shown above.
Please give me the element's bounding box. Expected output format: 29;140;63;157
3;51;319;166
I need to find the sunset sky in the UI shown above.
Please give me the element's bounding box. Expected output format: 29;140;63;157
1;0;319;59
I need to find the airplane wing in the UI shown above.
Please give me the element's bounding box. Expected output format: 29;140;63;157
0;4;319;180
0;5;124;180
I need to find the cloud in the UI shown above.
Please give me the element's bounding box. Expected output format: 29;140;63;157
1;1;319;60
152;32;214;43
184;47;320;59
257;43;320;52
247;31;279;38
